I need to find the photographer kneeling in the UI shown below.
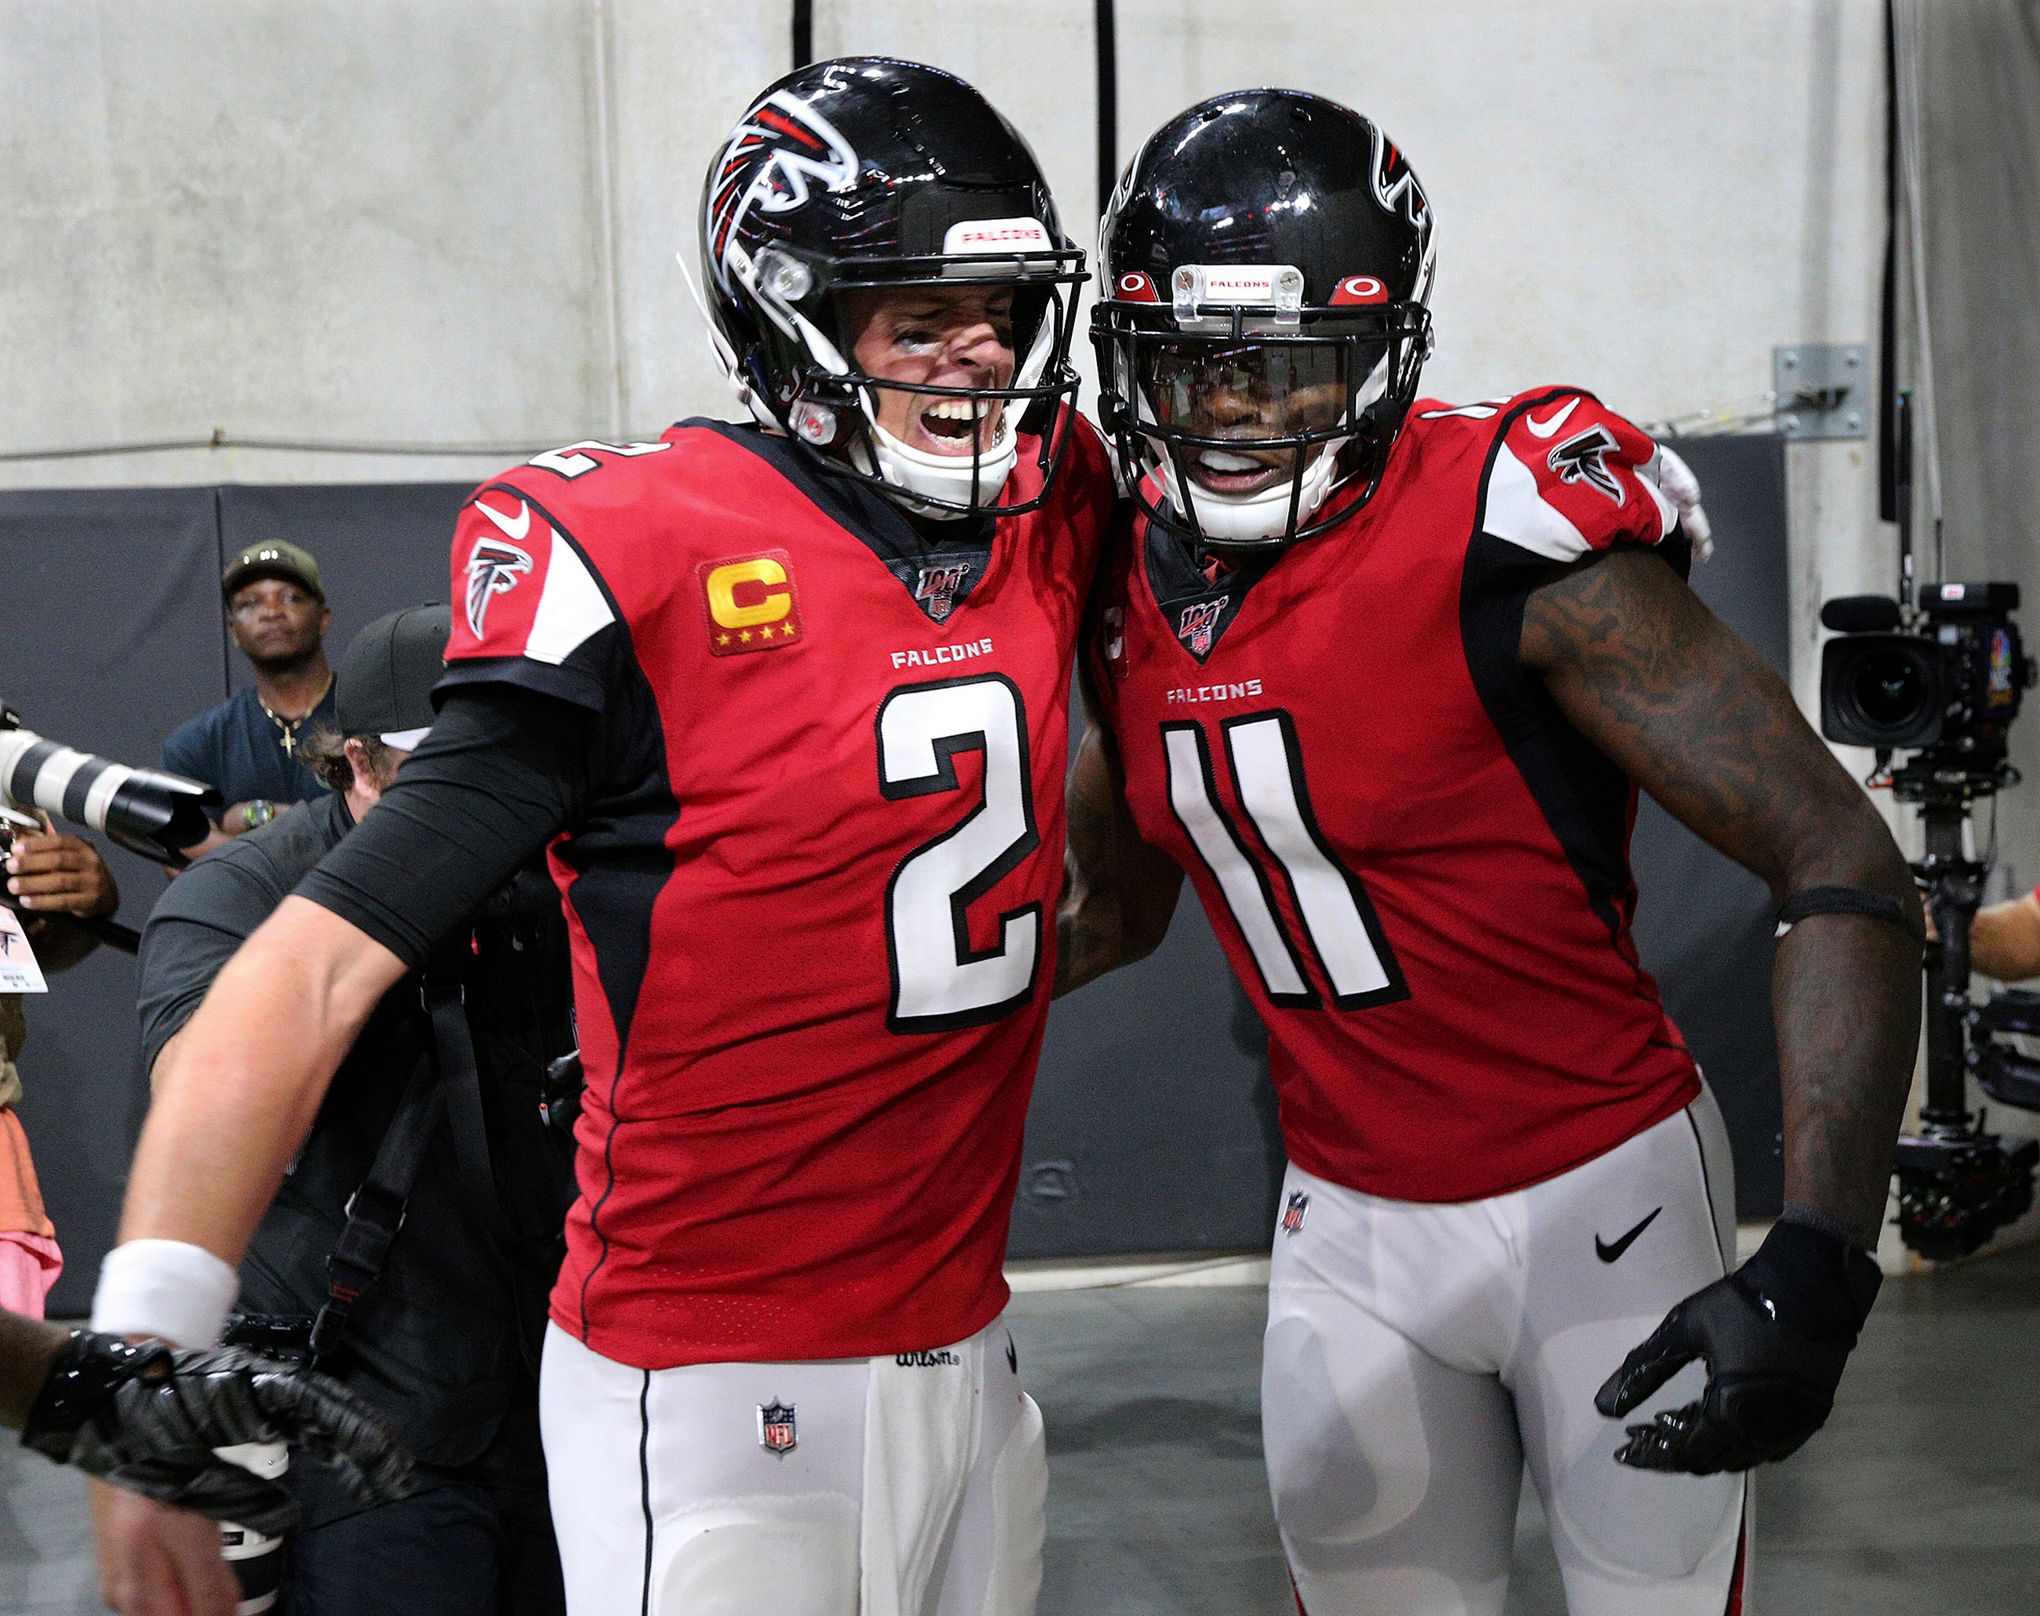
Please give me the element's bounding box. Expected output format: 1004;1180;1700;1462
107;606;576;1616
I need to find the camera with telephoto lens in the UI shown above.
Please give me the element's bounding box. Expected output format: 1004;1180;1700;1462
0;702;221;862
1821;584;2040;1260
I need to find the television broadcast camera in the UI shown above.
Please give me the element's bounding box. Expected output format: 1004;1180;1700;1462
1820;583;2040;1260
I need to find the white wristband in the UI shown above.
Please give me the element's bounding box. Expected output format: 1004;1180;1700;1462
90;1239;239;1348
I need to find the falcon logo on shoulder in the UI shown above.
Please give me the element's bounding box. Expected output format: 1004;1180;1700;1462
1547;424;1628;506
708;89;860;284
465;536;534;639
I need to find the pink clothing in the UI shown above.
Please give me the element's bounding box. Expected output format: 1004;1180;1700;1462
0;1229;62;1317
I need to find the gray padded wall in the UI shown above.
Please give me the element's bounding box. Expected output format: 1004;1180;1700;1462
2;487;233;1314
4;438;1787;1310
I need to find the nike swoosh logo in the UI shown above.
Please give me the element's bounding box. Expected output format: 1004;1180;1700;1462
1526;397;1582;439
473;496;532;542
1595;1205;1663;1263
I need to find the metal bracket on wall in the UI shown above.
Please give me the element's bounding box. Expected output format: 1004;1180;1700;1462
1773;344;1869;439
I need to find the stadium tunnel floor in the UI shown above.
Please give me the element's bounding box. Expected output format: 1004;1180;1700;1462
4;1239;2038;1615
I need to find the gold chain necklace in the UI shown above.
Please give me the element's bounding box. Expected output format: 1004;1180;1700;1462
258;676;331;760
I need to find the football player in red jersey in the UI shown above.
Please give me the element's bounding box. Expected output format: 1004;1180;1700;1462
1061;90;1922;1615
91;59;1113;1616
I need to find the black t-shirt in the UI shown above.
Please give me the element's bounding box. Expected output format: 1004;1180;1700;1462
137;791;565;1504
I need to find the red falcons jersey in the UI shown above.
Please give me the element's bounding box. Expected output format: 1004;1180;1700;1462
1088;387;1702;1203
443;416;1112;1369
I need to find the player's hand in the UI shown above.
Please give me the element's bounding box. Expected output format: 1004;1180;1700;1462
1593;1216;1881;1473
1647;444;1713;562
92;1479;241;1616
21;1331;413;1532
5;820;119;916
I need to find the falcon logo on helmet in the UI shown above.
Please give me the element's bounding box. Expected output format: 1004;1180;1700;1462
706;91;859;286
1369;124;1433;243
1547;425;1628;506
464;536;533;639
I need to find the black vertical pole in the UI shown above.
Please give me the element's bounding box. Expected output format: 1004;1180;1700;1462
793;0;814;70
1877;0;1905;601
1095;1;1119;216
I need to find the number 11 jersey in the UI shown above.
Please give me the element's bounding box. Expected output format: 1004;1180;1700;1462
1087;388;1703;1206
442;417;1112;1370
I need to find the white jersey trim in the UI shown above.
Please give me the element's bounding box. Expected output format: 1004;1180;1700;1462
1479;440;1591;562
525;529;616;666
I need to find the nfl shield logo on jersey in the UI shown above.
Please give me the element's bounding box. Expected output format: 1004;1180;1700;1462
1281;1191;1311;1235
758;1400;797;1457
914;562;972;623
1177;597;1228;658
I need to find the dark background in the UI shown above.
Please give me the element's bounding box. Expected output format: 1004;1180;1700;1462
0;433;1785;1312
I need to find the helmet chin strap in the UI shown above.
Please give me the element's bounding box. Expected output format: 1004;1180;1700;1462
857;415;1020;519
1158;439;1349;545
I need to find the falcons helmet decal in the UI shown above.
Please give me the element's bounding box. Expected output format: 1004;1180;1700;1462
1369;124;1433;246
706;89;859;289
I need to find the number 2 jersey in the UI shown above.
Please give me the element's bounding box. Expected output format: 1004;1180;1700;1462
440;417;1112;1369
1087;388;1703;1204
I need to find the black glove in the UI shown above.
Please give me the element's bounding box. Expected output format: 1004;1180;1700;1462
1594;1213;1883;1473
19;1331;414;1533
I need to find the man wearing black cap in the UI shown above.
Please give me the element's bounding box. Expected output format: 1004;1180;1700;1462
116;606;571;1616
161;541;338;858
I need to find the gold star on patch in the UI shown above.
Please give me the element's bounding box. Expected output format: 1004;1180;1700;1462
739;629;753;643
717;632;732;647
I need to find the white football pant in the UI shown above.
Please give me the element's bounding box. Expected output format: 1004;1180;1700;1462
1264;1089;1750;1615
540;1317;1045;1616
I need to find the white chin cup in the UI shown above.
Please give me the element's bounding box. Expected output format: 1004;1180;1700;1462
866;410;1019;519
1157;438;1347;545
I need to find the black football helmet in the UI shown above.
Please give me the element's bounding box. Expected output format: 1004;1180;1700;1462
696;57;1087;518
1095;90;1437;551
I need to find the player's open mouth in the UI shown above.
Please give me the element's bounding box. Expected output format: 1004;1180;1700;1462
912;396;1002;457
1185;445;1288;496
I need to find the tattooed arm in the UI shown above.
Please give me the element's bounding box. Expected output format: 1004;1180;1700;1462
1055;720;1185;997
1520;548;1920;1246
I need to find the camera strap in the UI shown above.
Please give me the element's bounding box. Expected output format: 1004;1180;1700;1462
1775;884;1926;946
306;1041;445;1364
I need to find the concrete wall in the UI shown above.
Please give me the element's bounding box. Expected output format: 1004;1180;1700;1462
5;3;1887;703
